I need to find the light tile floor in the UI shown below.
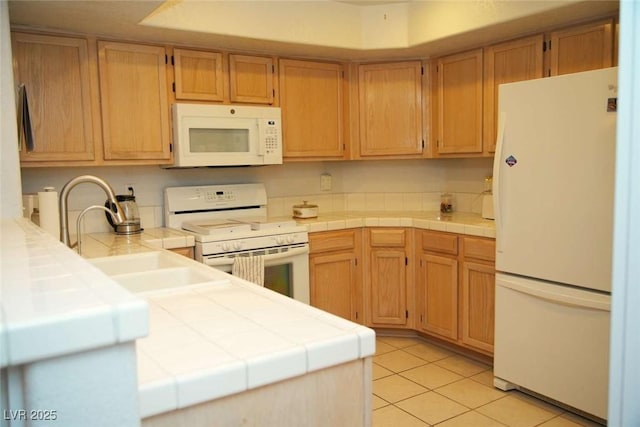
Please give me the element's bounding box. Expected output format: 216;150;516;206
372;336;604;427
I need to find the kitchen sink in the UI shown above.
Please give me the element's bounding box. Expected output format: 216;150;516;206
89;250;231;293
89;251;188;276
109;267;220;293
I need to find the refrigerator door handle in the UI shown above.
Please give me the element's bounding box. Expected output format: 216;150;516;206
493;112;506;252
498;279;610;312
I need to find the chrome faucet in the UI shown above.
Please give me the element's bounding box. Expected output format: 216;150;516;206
59;175;126;247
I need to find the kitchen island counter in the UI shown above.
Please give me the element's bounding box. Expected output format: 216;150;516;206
1;218;374;426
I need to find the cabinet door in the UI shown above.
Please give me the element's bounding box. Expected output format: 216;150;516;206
229;54;274;104
368;248;408;326
549;19;614;76
173;48;224;101
358;61;423;157
433;49;483;155
416;253;458;340
484;35;544;153
279;59;345;159
461;261;495;353
310;251;360;322
98;41;171;161
12;32;97;163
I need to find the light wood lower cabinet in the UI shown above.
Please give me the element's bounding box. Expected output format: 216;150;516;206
460;236;496;354
169;246;194;259
309;229;362;323
415;230;495;355
364;228;413;328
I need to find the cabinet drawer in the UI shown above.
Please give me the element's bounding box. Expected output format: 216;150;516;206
421;230;458;255
463;237;496;262
310;229;358;254
369;229;406;247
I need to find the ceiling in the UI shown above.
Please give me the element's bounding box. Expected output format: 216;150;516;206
7;0;619;60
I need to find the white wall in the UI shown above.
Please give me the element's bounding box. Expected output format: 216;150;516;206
0;1;23;219
20;158;493;232
608;1;640;424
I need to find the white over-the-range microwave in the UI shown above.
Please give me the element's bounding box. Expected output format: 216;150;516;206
168;103;283;167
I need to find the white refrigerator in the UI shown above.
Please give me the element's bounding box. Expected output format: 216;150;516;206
492;67;617;421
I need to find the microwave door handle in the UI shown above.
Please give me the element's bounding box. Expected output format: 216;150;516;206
257;121;265;156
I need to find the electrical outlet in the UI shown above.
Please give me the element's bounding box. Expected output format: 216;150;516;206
320;173;332;191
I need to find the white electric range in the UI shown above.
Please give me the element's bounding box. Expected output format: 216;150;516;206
164;183;310;303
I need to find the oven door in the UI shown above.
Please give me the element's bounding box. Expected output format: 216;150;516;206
201;244;310;304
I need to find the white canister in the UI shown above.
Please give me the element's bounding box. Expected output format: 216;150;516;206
292;201;318;219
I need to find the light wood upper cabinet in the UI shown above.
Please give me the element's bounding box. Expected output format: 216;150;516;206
309;229;362;323
432;49;483;156
483;35;544;153
279;59;345;160
98;41;171;162
229;54;275;104
364;228;413;328
548;18;614;76
357;61;423;158
12;32;98;164
173;48;224;101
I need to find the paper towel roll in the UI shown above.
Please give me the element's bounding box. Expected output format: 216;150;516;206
38;187;60;239
22;193;38;219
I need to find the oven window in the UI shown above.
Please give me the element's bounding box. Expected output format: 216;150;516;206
189;128;249;153
264;263;292;298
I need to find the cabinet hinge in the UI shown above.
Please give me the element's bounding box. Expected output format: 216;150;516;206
165;54;168;64
436;65;439;73
169;143;173;153
354;258;358;266
171;55;175;66
342;70;345;78
272;64;275;73
343;143;346;151
406;310;409;319
549;40;552;50
421;66;424;75
355;311;358;320
421;140;425;150
273;89;275;97
543;41;547;52
172;82;175;92
405;257;408;266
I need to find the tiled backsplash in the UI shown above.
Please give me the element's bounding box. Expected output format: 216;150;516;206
61;190;484;237
268;191;484;218
21;158;493;236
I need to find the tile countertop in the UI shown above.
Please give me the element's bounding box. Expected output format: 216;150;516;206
1;219;375;420
0;218;149;368
135;276;375;418
80;227;196;259
277;211;496;238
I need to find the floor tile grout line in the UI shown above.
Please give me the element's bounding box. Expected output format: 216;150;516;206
373;339;601;427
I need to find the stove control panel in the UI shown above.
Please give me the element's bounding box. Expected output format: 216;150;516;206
201;189;236;203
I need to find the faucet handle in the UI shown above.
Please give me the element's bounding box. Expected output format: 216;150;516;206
128;186;135;197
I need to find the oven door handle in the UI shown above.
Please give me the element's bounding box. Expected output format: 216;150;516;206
204;246;309;267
